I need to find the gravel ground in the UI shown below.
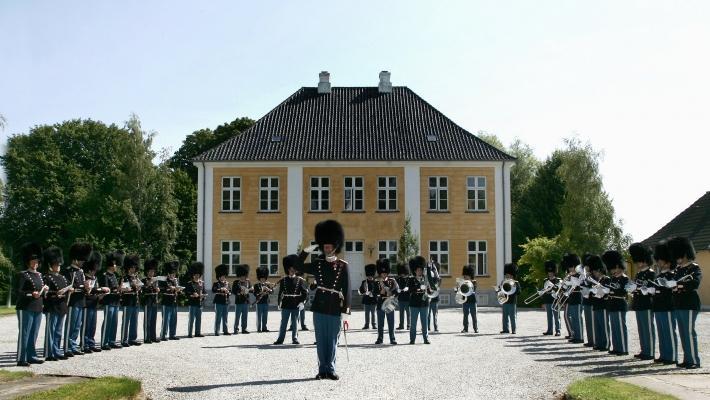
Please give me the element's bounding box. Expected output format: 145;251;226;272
0;307;707;400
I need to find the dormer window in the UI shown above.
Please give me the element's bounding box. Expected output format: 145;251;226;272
271;135;283;143
427;134;438;142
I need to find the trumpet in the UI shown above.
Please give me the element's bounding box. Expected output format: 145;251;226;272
523;280;556;305
656;273;694;289
586;276;618;298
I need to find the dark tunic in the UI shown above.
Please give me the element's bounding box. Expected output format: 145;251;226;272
359;279;377;305
606;275;629;312
278;275;308;309
212;281;231;305
295;252;351;316
184;280;206;307
631;268;656;311
16;270;44;313
99;271;121;306
406;276;431;308
673;262;702;311
64;265;86;308
232;279;251;305
541;277;560;305
160;277;180;306
142;277;161;306
43;272;69;315
652;270;675;312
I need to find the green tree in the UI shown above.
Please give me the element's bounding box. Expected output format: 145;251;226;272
171;169;196;263
397;213;419;269
516;236;565;307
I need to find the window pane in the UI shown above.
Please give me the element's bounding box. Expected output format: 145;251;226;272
467;177;474;187
440;177;447;186
440;199;447;210
272;242;278;251
441;241;448;251
478;177;486;187
222;178;230;188
378;190;386;200
323;199;329;209
440;190;447;200
429;177;436;187
222;242;229;251
323;177;329;186
260;178;267;187
479;241;486;251
322;191;329;200
478;199;485;210
468;241;474;251
389;199;396;210
379;242;386;251
378;177;386;187
389;241;397;252
430;242;437;251
356;242;363;252
232;255;239;265
378;200;386;210
355;199;363;210
468;189;474;201
389;177;396;186
478;189;486;199
355;177;362;186
355;190;362;200
222;200;229;210
222;255;229;265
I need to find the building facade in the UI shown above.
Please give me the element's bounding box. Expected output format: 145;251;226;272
194;71;515;306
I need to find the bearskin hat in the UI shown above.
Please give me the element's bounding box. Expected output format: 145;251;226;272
503;262;518;277
587;254;604;272
561;253;581;270
163;260;179;275
144;258;159;273
629;243;653;265
123;254;140;271
21;242;43;265
463;265;475;277
376;258;390;275
581;253;593;267
282;254;299;274
653;241;673;264
397;263;409;276
83;251;102;272
602;250;625;270
236;264;249;278
189;261;204;276
256;266;269;279
69;242;92;262
105;251;125;270
544;260;557;274
409;256;427;272
215;264;230;278
43;246;63;268
314;220;344;254
364;263;376;277
667;236;696;261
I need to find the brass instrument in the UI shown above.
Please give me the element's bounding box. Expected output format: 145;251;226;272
255;281;274;303
523;279;556;305
455;278;476;305
495;279;517;305
656;273;695;290
378;277;399;313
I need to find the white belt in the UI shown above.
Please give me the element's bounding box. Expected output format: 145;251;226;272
317;286;343;299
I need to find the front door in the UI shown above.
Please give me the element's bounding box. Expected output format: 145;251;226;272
344;241;364;292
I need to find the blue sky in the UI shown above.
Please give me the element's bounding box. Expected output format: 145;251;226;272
1;0;709;243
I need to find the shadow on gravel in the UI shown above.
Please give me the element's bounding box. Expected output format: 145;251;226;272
202;344;316;350
166;377;315;392
535;353;613;362
518;346;585;353
578;363;678;376
506;341;571;347
0;351;18;367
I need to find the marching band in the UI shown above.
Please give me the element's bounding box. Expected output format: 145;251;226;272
12;231;703;374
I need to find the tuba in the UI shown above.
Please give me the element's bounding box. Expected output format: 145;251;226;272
496;279;517;305
423;260;441;300
455;278;476;305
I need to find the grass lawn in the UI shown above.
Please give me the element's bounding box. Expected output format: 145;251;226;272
0;305;16;316
567;377;678;400
14;376;142;400
0;369;33;382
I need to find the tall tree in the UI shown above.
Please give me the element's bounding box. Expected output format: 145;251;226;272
397;213;419;267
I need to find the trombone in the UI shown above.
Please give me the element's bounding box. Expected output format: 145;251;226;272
523;280;556;305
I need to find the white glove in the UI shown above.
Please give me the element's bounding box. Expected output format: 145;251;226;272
537;290;544;296
297;302;305;311
304;244;319;254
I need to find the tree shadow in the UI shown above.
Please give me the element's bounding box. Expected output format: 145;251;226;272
202;344;315;350
166;377;315;392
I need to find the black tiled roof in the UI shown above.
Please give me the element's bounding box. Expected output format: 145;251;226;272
195;87;514;162
642;191;710;251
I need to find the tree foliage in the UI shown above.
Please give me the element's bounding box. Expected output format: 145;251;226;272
397;213;419;268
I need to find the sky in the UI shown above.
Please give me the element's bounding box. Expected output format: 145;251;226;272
1;0;709;244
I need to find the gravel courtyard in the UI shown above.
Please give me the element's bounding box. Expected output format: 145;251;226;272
0;307;707;400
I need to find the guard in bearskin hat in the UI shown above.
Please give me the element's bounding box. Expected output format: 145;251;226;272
580;253;595;347
406;256;431;344
459;265;478;333
629;243;656;360
652;241;678;365
561;253;584;344
295;220;351;380
160;260;181;341
274;255;308;345
668;236;702;369
232;264;252;334
499;263;521;334
602;250;629;356
395;263;410;330
120;254;142;347
82;251;108;353
16;242;46;366
99;251;124;349
541;260;560;336
185;261;206;338
64;242;92;355
141;258;161;343
254;266;273;332
358;264;377;330
42;246;69;361
587;254;610;351
212;264;231;336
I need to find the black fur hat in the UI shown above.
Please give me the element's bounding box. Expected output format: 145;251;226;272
123;254;140;271
544;260;557;274
409;256;427;272
581;253;593;267
282;254;299;274
587;254;604;272
667;236;696;261
463;265;475;277
256;266;269;279
602;250;625;270
83;251;102;272
69;242;92;262
105;251;125;270
43;246;63;268
364;264;376;277
21;242;43;265
653;241;673;264
144;258;159;273
503;263;518;277
376;258;391;274
397;263;409;276
163;260;179;275
236;264;249;278
561;253;581;270
215;264;229;278
315;220;344;254
189;261;204;276
629;243;653;265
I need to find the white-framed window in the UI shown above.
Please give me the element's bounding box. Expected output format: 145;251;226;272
259;177;279;211
344;176;364;211
259;241;279;276
221;241;241;276
467;176;487;211
467;240;488;276
428;176;448;211
310;177;330;211
429;240;449;276
345;241;364;253
221;177;241;211
378;240;398;264
377;176;397;211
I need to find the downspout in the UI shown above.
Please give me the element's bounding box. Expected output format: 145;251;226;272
201;161;206;262
502;160;507;263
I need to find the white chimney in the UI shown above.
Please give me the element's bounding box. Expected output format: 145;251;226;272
318;71;331;94
378;70;392;93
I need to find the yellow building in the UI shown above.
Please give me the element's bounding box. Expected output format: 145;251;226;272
194;71;515;307
642;191;710;309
